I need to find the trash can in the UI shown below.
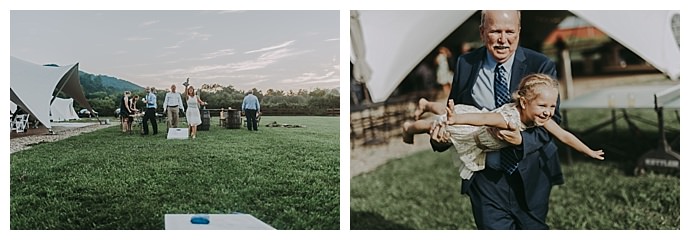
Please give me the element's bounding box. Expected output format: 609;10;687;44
198;109;210;131
226;109;242;129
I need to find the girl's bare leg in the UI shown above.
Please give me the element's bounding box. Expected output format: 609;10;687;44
402;119;434;144
415;98;448;120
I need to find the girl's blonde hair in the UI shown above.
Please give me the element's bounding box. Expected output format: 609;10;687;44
511;73;559;101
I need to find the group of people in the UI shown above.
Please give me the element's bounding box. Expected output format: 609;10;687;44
118;86;162;135
119;85;262;138
401;10;605;229
118;84;207;138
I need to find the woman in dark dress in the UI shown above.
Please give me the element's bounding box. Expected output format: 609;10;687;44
119;91;132;133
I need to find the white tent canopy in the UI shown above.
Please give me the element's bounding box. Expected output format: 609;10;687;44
351;10;680;103
50;97;80;122
10;101;17;114
10;56;95;129
570;10;680;80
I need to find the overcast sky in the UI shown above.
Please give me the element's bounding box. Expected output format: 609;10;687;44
10;10;339;92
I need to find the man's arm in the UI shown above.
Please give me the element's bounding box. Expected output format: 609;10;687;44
162;93;168;112
255;97;260;113
178;93;185;111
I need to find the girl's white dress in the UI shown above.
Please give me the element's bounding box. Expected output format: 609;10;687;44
186;96;202;126
444;103;529;180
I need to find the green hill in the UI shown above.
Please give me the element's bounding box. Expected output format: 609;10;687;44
78;71;143;95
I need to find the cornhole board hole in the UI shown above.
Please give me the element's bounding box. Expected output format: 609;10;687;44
167;128;189;140
164;214;275;230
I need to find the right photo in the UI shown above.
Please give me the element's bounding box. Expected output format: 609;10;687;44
350;10;679;230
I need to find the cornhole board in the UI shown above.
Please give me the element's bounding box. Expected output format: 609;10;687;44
167;128;189;140
164;214;275;230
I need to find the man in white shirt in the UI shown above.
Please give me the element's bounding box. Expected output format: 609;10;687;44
163;84;185;128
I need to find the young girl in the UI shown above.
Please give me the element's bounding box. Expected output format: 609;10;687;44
184;85;207;139
402;73;604;179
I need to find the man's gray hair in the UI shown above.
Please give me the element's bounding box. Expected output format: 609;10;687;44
479;10;521;28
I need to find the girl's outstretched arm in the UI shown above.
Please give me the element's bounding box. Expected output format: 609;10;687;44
543;119;604;160
446;105;509;130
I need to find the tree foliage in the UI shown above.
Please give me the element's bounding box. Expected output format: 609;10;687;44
78;79;339;116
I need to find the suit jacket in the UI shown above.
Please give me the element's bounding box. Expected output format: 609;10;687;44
445;46;564;211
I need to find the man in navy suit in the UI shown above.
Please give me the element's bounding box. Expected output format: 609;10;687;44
431;10;563;229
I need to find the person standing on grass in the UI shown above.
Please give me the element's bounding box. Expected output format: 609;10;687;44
184;85;207;139
141;87;158;135
119;91;132;133
242;90;261;131
163;84;185;128
127;95;140;133
429;10;563;229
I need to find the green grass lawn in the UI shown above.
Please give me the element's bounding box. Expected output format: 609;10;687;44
351;109;680;230
10;116;340;230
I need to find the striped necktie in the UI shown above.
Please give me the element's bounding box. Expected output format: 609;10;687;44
494;65;511;107
494;64;519;175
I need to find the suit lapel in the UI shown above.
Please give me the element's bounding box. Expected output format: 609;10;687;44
510;47;527;92
464;48;485;107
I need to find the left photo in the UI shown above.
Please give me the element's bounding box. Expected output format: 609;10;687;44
10;10;340;230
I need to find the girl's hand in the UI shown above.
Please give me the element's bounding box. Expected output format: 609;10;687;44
445;99;456;125
588;149;605;160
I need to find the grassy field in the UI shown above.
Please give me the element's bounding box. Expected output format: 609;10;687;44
10;116;339;230
351;109;680;230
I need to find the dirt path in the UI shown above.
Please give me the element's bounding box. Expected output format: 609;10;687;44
10;122;115;154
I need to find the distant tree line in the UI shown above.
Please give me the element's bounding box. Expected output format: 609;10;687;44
50;70;338;117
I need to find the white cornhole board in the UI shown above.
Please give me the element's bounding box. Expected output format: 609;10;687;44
167;128;189;140
164;214;276;230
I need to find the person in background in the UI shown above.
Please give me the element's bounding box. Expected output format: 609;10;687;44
242;90;261;131
184;85;207;139
127;95;140;133
141;87;158;135
435;46;454;100
430;10;563;229
163;84;185;128
119;91;132;133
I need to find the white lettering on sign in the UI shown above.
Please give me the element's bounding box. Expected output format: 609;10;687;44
644;158;680;168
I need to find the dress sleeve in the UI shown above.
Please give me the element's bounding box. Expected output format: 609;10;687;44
495;104;522;130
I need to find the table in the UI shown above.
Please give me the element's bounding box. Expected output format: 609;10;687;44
560;83;680;175
164;214;275;230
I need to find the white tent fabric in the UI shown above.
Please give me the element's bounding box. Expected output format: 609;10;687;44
352;10;680;103
50;97;80;122
10;56;95;129
570;10;680;81
351;10;475;103
10;102;17;114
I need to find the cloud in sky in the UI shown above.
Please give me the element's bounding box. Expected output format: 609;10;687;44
139;20;159;27
10;10;339;91
244;40;295;54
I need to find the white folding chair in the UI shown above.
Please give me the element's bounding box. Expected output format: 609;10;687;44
14;114;30;133
10;114;16;131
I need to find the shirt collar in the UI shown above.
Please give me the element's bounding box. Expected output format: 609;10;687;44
484;49;516;74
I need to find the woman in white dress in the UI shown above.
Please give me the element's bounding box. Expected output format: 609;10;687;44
184;85;207;139
402;74;604;179
435;46;454;99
